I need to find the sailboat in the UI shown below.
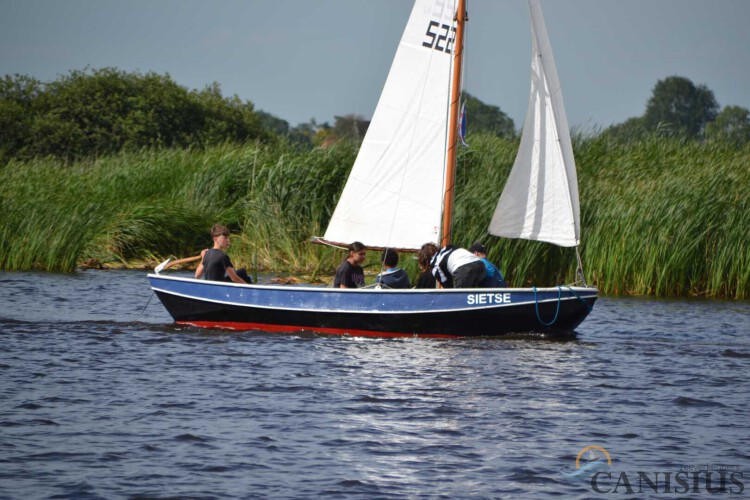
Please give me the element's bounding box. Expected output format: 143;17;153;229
148;0;598;338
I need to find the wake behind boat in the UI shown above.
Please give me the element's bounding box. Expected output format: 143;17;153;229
149;0;599;338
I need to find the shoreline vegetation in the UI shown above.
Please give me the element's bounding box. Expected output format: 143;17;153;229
1;134;748;299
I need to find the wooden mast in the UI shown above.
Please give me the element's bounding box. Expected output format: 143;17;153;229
440;0;467;248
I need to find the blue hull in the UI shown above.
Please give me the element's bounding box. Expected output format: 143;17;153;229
148;274;597;338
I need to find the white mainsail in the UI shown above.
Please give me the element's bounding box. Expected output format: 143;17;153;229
489;0;581;247
323;0;457;250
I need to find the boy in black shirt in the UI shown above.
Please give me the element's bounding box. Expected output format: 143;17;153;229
195;224;251;284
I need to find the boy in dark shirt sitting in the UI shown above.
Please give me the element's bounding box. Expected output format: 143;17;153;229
375;248;410;289
194;224;252;284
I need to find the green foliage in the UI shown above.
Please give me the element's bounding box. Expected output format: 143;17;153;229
188;82;268;146
265;118;333;149
286;121;319;148
0;75;42;164
0;67;518;162
0;68;272;163
451;133;749;299
234;143;357;274
280;93;515;150
706;105;750;145
256;110;290;136
581;136;749;298
0;142;356;275
600;117;648;143
463;92;516;138
1;133;747;299
642;75;719;138
330;114;369;143
0;150;224;270
603;75;750;146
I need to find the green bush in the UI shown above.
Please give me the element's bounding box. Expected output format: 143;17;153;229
0;68;272;163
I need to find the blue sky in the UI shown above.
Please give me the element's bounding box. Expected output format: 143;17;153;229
2;0;749;131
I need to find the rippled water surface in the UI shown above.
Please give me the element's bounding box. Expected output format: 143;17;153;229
1;270;749;499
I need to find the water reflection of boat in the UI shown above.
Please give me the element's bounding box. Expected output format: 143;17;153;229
148;0;598;338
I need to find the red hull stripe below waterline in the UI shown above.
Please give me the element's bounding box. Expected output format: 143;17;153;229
176;321;462;339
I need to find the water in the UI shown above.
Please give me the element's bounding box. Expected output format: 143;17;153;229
1;270;749;499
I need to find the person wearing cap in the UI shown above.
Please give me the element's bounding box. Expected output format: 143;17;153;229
426;243;486;288
195;224;252;284
469;241;507;288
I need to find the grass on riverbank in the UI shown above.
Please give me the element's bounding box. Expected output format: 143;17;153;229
1;135;748;298
456;135;750;299
0;143;356;278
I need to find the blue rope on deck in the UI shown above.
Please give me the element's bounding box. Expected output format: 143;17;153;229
533;286;562;326
532;285;595;326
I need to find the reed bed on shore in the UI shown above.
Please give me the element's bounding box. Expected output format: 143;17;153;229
0;143;355;276
1;136;747;298
453;134;749;299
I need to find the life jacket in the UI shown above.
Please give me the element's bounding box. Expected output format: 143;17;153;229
430;246;456;288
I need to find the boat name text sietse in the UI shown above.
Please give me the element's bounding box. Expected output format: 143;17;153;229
467;292;512;305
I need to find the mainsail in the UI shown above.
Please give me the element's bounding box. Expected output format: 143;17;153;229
488;0;581;247
323;0;457;250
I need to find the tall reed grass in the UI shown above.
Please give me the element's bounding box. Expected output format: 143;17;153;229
579;136;749;298
0;142;356;276
452;134;749;299
1;135;747;298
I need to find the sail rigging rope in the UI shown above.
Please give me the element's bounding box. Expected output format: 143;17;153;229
575;246;587;286
562;285;594;313
138;291;155;320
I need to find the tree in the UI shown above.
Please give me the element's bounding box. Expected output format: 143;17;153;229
0;75;41;163
643;76;719;138
706;105;750;145
285;118;322;148
188;82;268;146
257;110;290;136
25;68;205;158
331;114;369;143
0;68;273;162
463;92;515;138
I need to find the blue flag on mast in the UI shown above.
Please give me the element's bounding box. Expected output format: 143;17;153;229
459;101;468;147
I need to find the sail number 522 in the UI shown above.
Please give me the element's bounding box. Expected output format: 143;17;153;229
422;21;456;54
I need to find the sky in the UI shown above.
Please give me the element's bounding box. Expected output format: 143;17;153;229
2;0;750;131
